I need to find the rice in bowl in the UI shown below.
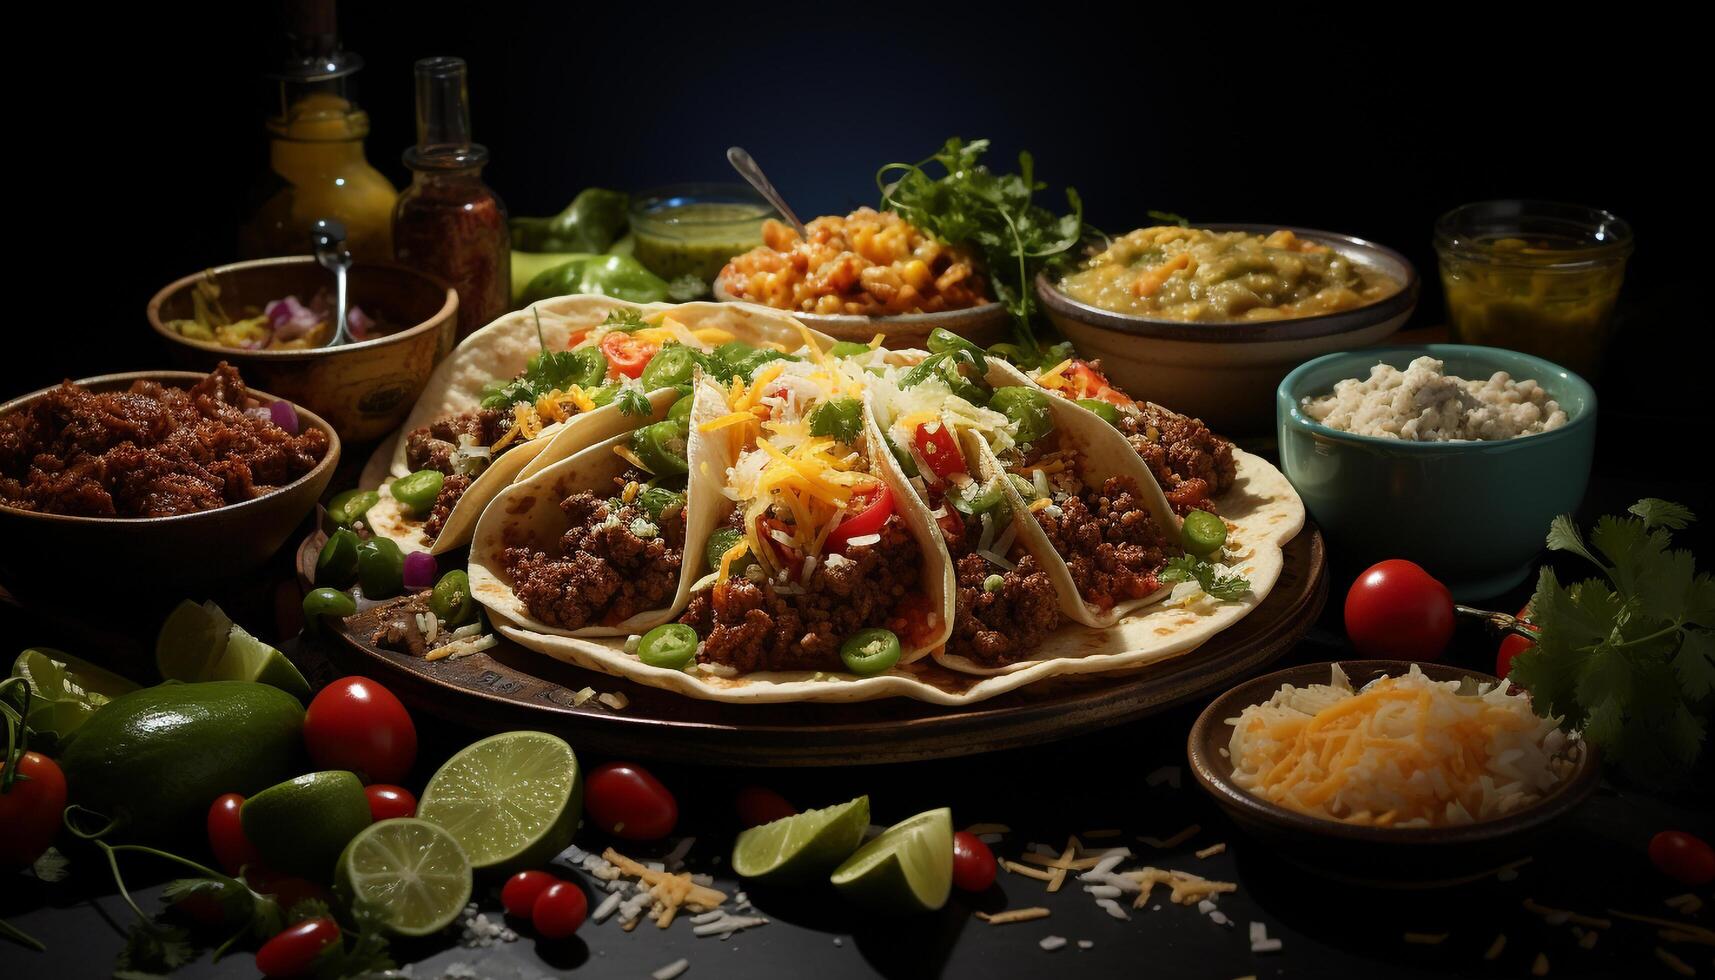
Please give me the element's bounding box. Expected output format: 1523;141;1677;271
1224;664;1576;828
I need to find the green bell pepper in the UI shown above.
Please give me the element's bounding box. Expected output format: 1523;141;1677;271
510;187;630;253
521;254;670;307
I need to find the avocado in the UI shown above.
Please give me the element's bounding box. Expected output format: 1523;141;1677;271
58;681;306;842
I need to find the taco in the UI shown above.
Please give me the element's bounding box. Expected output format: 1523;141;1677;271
466;385;712;637
1021;356;1237;515
362;297;831;554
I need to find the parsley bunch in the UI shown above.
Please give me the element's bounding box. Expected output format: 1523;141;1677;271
878;138;1084;350
1508;499;1714;784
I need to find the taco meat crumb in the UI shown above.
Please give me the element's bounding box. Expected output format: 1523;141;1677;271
681;515;921;673
502;471;685;631
420;473;471;544
370;594;431;655
405;408;510;474
948;552;1063;666
1117;403;1235;514
1034;476;1175;611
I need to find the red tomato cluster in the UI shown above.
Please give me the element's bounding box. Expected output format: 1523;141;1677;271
503;869;588;939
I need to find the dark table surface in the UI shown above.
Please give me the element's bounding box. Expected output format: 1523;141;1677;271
5;341;1713;979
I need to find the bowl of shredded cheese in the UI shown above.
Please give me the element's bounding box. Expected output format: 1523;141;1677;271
1188;660;1598;886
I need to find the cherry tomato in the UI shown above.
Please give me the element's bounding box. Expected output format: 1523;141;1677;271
502;870;561;918
1343;559;1455;661
0;751;67;869
912;423;966;480
585;762;678;841
1649;830;1715;886
303;677;418;784
532;881;589;939
601;332;659;379
951;831;997;892
1495;604;1538;679
826;483;894;553
255;916;341;978
734;786;796;829
207;793;263;876
364;784;418;821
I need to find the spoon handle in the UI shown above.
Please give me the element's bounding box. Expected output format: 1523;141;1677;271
726;146;808;238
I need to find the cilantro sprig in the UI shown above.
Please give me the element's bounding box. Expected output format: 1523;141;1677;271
1159;554;1251;602
878;138;1084;351
1508;499;1714;784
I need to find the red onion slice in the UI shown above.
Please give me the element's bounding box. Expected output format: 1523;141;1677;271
403;550;437;591
269;400;299;435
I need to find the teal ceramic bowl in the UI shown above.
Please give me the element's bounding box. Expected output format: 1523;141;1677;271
1277;345;1595;600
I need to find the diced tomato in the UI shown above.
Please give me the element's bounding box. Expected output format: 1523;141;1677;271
1067;361;1133;408
827;483;894;553
602;331;659;378
887;593;940;649
912;423;966;480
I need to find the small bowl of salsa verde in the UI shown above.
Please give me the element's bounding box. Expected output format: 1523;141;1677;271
1036;223;1418;434
630;183;777;286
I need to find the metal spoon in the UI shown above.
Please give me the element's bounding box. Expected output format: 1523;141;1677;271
310;218;354;347
726;146;807;238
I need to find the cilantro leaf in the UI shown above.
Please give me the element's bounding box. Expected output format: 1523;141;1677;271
1674;627;1715;700
312;901;395;980
601;308;648;332
1546;513;1602;569
1159;555;1250;602
1631;498;1694;530
809;397;864;444
30;846;68;883
117;922;195;976
616;386;652;417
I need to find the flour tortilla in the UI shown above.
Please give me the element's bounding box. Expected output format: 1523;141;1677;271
497;449;1300;703
465;386;702;637
370;297;835;554
495;371;958;682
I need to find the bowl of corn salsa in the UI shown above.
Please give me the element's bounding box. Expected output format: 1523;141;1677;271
1037;224;1418;434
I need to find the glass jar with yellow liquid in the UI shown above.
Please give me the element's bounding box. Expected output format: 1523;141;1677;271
240;11;396;263
1434;201;1632;380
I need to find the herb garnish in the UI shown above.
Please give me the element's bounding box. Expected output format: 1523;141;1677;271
878;138;1084;351
1507;499;1713;783
1160;554;1251;602
808;397;865;444
615;385;652;417
601;308;649;332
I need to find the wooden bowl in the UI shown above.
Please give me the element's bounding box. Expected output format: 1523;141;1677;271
712;280;1010;349
1187;660;1599;887
148;256;457;445
1038;225;1418;435
0;371;340;601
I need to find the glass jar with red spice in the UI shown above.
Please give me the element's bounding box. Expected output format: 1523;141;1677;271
393;56;510;341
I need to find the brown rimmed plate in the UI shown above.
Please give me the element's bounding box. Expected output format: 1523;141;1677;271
1187;660;1600;887
300;526;1325;767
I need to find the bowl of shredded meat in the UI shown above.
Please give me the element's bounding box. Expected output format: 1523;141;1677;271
0;364;339;598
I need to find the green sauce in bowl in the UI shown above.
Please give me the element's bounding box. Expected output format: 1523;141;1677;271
631;185;774;283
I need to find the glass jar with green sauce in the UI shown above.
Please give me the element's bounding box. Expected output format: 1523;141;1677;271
1434;201;1632;380
630;184;775;285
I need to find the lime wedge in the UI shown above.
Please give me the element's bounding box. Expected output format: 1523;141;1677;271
242;770;373;880
336;817;473;937
733;796;869;883
416;731;582;872
156;599;231;681
829;807;953;913
155;600;310;701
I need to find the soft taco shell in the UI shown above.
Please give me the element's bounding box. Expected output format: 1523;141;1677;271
499;448;1299;702
466;386;707;637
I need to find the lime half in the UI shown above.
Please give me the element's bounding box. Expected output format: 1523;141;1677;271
242;770;373;880
156;600;309;701
336;817;473;937
416;731;582;872
829;807;953;913
733;795;869;883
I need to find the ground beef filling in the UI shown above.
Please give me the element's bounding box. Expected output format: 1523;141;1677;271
502;475;685;631
680;515;921;673
420;473;472;544
944;511;1063;667
404;408;510;475
1034;476;1175;611
1117;403;1236;515
0;362;328;517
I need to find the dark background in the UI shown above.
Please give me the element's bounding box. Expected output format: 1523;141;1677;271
10;7;1708;523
